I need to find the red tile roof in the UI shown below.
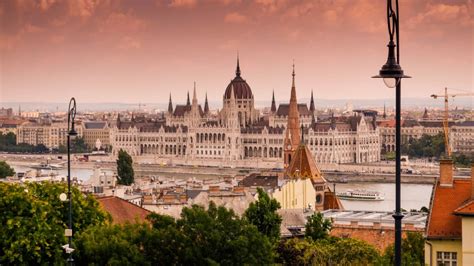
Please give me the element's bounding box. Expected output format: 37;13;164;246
454;199;474;216
97;196;150;224
426;179;472;239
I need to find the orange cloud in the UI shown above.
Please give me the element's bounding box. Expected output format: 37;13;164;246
224;12;248;24
169;0;197;8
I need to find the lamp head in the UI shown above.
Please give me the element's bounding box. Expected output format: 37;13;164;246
372;40;410;88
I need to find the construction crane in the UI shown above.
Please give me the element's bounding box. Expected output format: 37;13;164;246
430;87;473;157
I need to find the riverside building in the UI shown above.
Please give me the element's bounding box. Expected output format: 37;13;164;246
110;59;381;168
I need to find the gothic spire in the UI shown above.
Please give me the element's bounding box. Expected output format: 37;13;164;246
236;52;241;77
383;103;387;119
186;91;190;106
291;61;295;89
271;90;277;113
310;90;315;112
168;93;173;113
192;81;197;106
204;92;209;114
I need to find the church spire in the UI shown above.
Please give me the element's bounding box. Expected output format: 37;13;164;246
236;53;241;77
186;91;190;106
168;93;173;113
284;62;301;168
192;81;198;106
204;92;209;114
310;90;315;112
271;90;277;113
383;103;387;119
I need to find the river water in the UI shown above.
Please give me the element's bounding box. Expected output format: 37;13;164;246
11;164;433;212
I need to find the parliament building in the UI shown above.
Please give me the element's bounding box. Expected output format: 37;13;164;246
110;58;380;168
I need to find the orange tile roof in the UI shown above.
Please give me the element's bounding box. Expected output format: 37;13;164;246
286;143;326;184
426;179;472;239
454;199;474;216
97;196;151;224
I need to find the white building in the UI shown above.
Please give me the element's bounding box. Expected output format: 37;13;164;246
110;59;380;168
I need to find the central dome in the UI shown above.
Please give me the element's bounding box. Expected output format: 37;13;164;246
224;58;254;100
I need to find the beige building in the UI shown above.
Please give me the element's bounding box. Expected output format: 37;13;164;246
425;160;474;266
450;121;474;154
82;121;110;150
17;121;83;149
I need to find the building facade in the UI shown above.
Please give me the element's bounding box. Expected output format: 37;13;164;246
110;59;380;168
82;121;111;150
450;121;474;154
17;121;83;149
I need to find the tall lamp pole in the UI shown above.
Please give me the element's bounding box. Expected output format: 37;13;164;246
372;1;410;265
67;98;77;264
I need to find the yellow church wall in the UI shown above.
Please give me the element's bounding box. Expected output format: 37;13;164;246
272;178;316;210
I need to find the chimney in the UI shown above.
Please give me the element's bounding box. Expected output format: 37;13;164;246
439;159;454;187
471;163;474;199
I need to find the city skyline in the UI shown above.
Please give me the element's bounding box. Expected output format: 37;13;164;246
1;0;472;103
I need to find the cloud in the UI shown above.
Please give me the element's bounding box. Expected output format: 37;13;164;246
224;12;248;24
169;0;197;8
100;12;147;33
408;3;473;28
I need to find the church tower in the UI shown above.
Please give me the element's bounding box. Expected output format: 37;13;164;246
284;63;301;168
271;90;277;113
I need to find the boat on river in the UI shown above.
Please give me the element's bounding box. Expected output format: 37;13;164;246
30;161;64;170
336;189;384;201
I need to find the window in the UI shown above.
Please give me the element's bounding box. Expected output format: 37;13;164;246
437;251;457;266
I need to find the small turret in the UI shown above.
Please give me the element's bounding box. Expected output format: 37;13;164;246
204;92;209;114
271;90;277;113
168;93;173;113
310;90;315;112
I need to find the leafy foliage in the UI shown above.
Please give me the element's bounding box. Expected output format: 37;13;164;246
0;132;49;153
305;212;332;241
76;202;275;265
0;182;110;264
116;149;134;185
452;152;474;167
58;137;89;153
278;237;381;265
244;187;282;243
0;161;15;178
382;232;425;266
401;133;445;158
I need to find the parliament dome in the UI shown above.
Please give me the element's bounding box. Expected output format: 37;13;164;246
224;58;254;100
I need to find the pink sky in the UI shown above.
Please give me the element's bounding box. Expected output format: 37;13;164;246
0;0;472;104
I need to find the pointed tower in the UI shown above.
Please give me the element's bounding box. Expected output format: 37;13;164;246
192;82;198;106
236;53;241;77
284;63;301;167
168;93;173;114
383;103;387;119
309;90;315;112
186;91;191;106
204;92;210;114
271;90;277;113
228;84;238;129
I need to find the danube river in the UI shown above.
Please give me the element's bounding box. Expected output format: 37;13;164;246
11;164;433;212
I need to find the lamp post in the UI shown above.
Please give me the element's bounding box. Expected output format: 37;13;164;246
372;1;410;265
66;97;77;265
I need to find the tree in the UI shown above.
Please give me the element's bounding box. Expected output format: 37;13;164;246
0;161;15;178
305;212;332;241
0;182;110;264
116;149;134;185
244;187;282;244
76;203;275;265
277;237;381;265
383;231;424;266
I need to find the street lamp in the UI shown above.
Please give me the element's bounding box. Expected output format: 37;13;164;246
66;97;77;265
372;1;410;265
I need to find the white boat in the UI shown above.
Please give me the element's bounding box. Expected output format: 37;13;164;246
30;161;64;170
336;189;384;201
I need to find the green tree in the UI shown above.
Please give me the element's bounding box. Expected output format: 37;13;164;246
116;149;134;185
277;237;381;265
244;187;282;243
383;231;425;266
74;223;149;265
402;133;445;159
0;161;15;178
305;212;332;241
0;182;110;264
